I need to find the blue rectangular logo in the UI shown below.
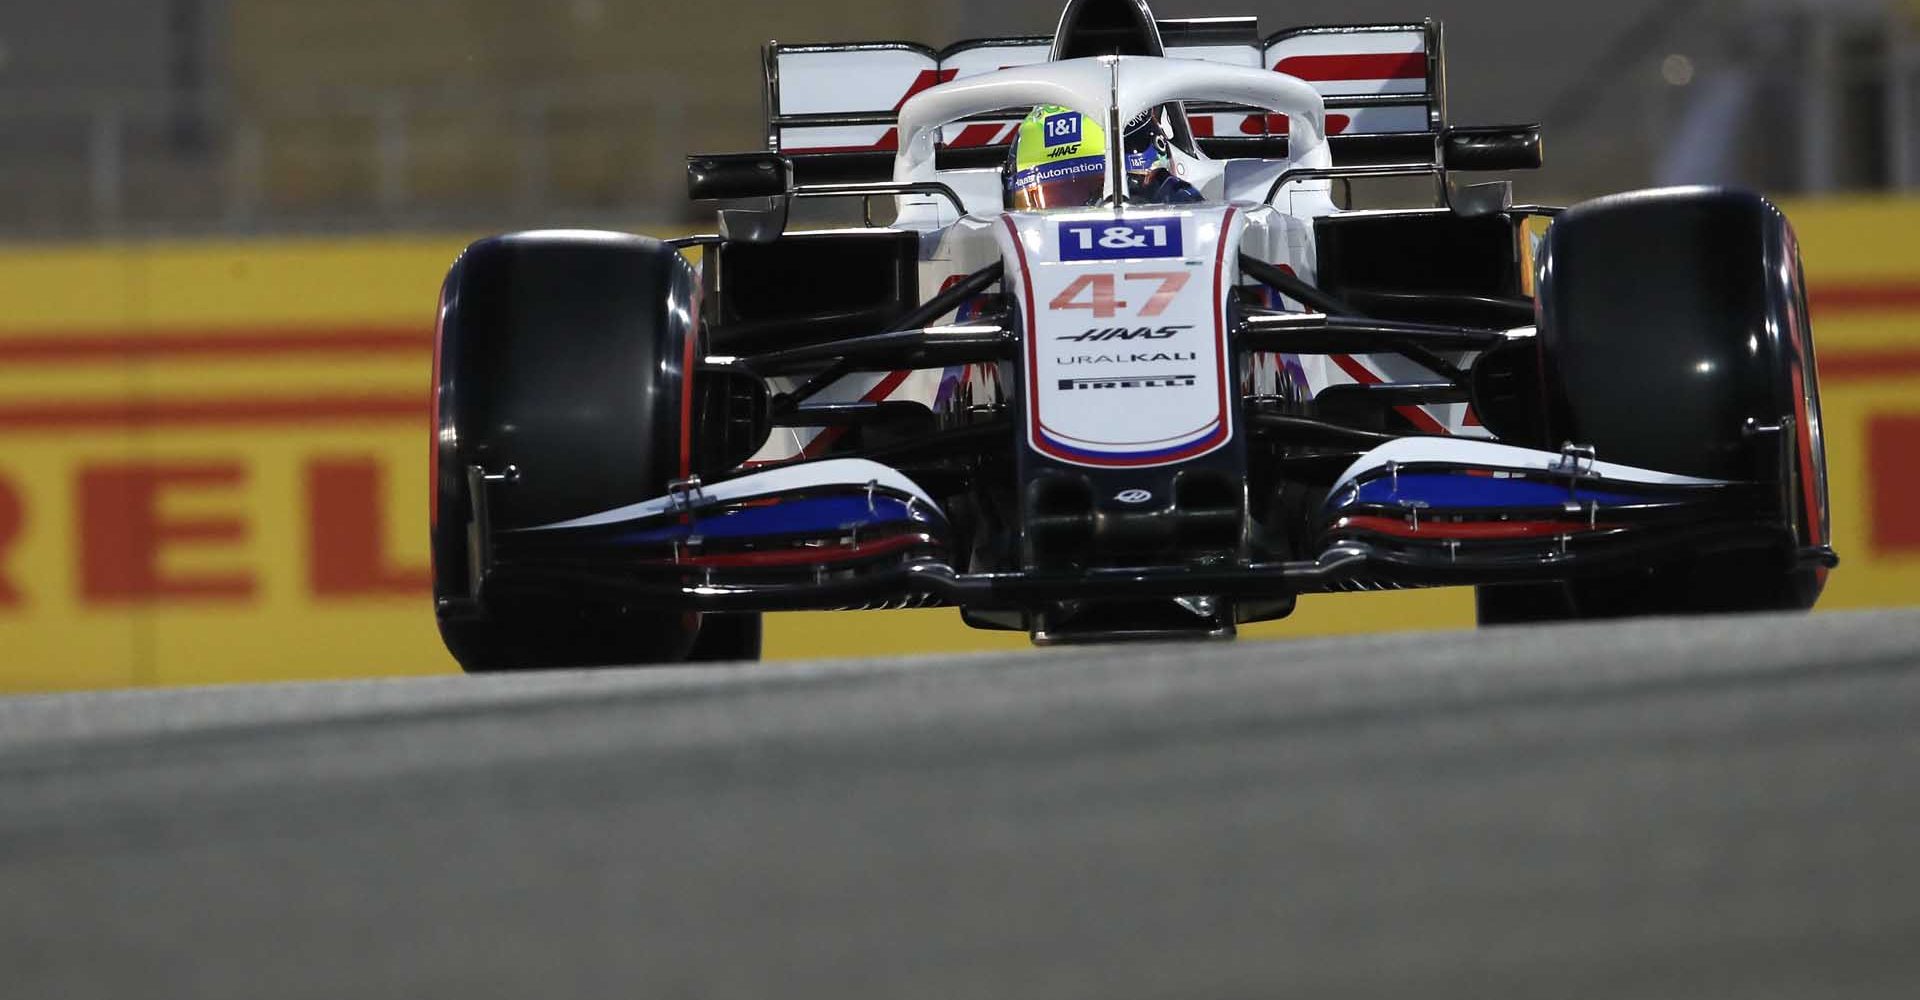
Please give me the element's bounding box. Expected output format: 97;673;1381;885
1042;112;1082;147
1057;219;1184;261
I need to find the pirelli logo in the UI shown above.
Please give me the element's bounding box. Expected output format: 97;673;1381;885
1056;374;1197;391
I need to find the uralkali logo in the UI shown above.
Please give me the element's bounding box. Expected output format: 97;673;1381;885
1114;489;1154;505
1056;352;1196;366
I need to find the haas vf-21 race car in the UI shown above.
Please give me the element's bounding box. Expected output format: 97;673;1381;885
430;0;1835;670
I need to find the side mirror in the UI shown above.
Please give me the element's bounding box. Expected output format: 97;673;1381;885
687;153;794;201
690;153;794;244
1443;125;1544;172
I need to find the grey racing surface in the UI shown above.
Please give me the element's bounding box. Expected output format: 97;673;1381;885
3;609;1919;999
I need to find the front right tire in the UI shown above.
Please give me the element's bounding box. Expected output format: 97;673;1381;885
1477;188;1828;626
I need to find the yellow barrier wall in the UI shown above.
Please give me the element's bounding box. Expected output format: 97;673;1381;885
2;199;1917;691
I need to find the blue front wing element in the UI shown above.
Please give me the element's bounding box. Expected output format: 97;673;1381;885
611;493;940;547
1332;472;1657;514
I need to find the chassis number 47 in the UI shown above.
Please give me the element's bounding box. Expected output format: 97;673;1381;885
1048;272;1192;319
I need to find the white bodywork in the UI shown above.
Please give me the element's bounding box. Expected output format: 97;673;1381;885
996;205;1241;467
895;56;1330;214
526;459;944;531
888;55;1335;227
743;54;1486;468
1328;438;1734;501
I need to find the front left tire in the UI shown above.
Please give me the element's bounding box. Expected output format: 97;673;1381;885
431;231;760;670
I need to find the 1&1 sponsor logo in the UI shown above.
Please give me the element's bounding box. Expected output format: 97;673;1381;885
1043;112;1082;147
1058;219;1183;261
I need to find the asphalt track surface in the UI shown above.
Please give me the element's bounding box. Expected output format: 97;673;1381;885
3;610;1919;999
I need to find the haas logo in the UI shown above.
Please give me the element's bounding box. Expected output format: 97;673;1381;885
1056;325;1190;342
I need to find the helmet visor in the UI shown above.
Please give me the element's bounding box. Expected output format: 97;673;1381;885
1122;108;1173;195
1008;156;1107;210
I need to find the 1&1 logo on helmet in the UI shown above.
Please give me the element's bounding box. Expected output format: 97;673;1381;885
1043;111;1083;148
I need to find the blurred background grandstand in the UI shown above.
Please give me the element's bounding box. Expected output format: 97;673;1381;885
0;0;1917;690
2;0;1916;237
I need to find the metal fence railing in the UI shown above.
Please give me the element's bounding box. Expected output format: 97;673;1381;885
0;83;732;238
0;3;1914;240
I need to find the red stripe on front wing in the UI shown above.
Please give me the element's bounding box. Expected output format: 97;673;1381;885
674;531;935;568
1332;515;1619;540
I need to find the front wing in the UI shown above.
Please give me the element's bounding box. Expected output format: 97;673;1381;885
468;444;1827;617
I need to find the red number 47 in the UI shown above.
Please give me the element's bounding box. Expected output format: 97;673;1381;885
1047;272;1191;319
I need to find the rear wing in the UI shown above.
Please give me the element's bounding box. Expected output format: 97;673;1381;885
767;20;1441;157
690;17;1541;200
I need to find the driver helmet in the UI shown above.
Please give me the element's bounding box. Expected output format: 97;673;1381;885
1005;104;1186;210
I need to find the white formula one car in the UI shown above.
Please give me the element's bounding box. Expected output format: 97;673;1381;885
430;0;1834;670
